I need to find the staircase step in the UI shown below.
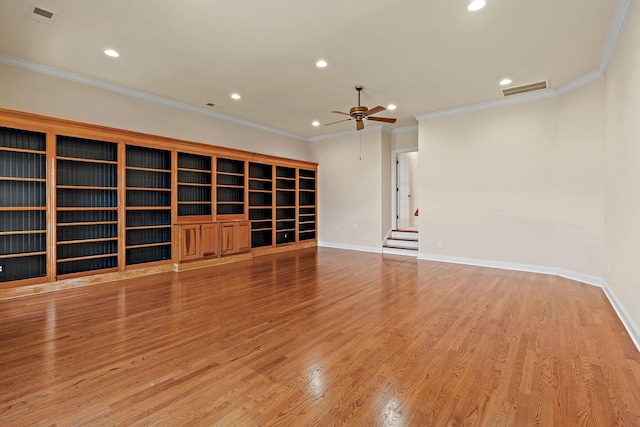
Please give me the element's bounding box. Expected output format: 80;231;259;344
383;245;418;251
385;238;418;249
382;246;418;257
390;231;418;240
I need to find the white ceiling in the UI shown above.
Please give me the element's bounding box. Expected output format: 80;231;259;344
0;0;620;139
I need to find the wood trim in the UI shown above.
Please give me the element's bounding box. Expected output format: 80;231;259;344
0;264;174;300
46;132;56;282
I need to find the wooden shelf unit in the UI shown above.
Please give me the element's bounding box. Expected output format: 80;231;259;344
0;126;47;284
298;168;317;241
177;152;213;220
125;145;172;266
55;135;119;277
275;166;297;246
0;108;317;292
248;162;273;249
216;157;245;220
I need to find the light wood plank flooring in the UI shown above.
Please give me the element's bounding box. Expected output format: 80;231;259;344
1;247;640;426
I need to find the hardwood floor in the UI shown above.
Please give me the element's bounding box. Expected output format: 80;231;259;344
1;247;639;426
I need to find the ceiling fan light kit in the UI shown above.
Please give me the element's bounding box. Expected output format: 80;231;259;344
326;85;397;131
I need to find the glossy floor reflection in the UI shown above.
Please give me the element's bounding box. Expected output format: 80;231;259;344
1;247;639;426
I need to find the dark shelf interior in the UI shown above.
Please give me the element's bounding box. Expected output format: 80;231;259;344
126;145;171;170
125;145;172;265
55;135;120;276
0;126;47;283
276;231;296;245
179;152;211;171
251;230;272;248
178;153;212;217
126;245;171;265
249;162;272;180
276;166;295;179
217;157;244;174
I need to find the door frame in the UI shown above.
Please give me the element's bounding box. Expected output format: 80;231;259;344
391;147;418;230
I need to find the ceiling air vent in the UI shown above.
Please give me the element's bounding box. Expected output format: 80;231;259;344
29;6;57;23
33;7;54;19
501;80;548;97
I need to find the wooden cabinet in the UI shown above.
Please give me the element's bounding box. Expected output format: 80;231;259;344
220;222;250;255
178;221;247;262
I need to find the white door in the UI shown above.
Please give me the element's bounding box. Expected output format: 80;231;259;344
397;154;410;229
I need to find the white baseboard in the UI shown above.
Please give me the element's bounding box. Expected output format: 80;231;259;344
418;253;605;287
601;280;640;352
318;241;382;254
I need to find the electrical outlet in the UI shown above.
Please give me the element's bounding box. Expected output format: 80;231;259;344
437;241;443;249
353;223;358;229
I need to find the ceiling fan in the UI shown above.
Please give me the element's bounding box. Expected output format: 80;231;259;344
326;85;397;131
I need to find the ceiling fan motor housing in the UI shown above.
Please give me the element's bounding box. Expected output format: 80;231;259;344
350;105;368;119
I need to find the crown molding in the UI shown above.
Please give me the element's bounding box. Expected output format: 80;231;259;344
599;0;636;73
555;70;604;95
416;89;556;121
417;0;635;122
0;53;307;142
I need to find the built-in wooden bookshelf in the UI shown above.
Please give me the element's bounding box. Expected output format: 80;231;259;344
0;127;47;283
0;108;317;293
125;145;172;266
275;166;296;245
56;136;119;278
298;168;317;241
216;157;245;219
177;152;212;219
248;162;273;249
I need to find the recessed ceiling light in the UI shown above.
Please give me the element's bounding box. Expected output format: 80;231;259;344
467;0;486;11
104;49;119;58
231;93;241;100
499;78;512;86
316;60;328;68
312;121;320;127
387;104;397;110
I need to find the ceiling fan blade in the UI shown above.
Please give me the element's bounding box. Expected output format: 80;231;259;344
331;110;351;116
325;118;352;126
356;120;364;131
365;106;385;116
367;116;397;123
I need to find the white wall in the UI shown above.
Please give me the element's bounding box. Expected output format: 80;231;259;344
604;2;640;342
418;81;605;279
0;63;310;161
309;129;388;251
555;79;605;278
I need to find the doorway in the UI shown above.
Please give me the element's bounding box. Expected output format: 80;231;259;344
392;149;418;230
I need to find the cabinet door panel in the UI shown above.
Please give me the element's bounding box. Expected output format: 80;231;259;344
235;222;251;253
220;223;235;255
179;225;201;261
202;223;219;257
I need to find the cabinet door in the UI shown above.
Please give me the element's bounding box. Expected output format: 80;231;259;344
220;223;236;255
235;222;251;253
201;223;219;257
179;225;202;261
